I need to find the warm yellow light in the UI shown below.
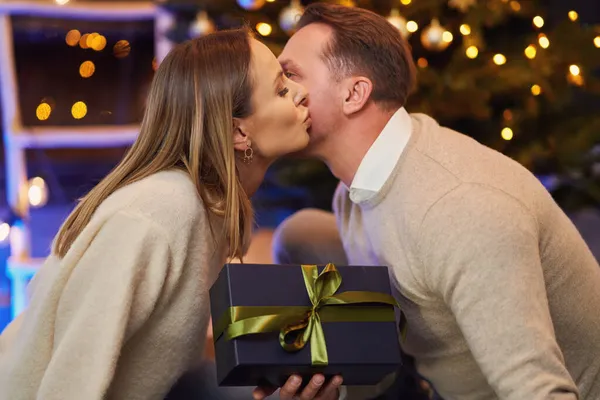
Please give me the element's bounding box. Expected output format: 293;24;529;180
65;29;81;47
71;101;88;119
569;64;580;76
568;11;578;21
442;31;453;43
406;21;418;33
55;0;69;5
568;74;584;86
31;177;45;187
400;0;412;5
466;46;479;59
524;45;537;59
91;35;107;51
510;1;521;12
493;53;507;65
256;22;272;36
79;33;89;49
266;0;275;2
460;24;471;35
531;84;542;96
533;16;544;28
79;61;95;78
594;36;600;48
86;33;99;49
36;103;52;121
28;177;48;208
501;127;514;141
417;57;428;68
538;34;550;49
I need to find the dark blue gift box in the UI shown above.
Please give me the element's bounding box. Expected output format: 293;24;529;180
209;263;403;387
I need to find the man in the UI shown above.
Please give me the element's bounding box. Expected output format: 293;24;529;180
255;3;600;400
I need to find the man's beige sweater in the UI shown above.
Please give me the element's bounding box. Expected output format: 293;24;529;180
0;169;225;400
334;114;600;400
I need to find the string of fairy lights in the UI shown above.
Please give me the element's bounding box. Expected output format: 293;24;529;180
39;1;599;135
1;0;595;245
188;0;599;142
383;1;597;141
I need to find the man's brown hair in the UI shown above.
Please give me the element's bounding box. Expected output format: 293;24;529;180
297;3;416;110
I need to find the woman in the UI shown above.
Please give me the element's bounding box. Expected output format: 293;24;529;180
0;29;310;399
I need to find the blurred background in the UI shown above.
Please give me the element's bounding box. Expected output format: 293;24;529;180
0;0;599;346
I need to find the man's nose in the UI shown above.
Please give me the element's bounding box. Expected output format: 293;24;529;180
294;86;308;107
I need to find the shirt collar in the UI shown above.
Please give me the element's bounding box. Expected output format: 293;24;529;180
349;107;412;204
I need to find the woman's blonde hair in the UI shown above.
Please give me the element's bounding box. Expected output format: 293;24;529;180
54;29;255;261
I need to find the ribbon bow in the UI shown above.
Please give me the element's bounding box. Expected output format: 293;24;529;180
213;263;399;366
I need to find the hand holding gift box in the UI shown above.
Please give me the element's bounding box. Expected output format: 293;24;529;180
209;263;405;389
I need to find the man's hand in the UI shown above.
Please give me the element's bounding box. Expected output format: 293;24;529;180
253;374;343;400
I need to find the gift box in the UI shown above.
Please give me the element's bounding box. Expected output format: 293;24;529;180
209;263;403;388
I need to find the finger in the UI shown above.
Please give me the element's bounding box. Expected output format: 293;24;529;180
316;376;343;400
298;374;325;400
252;386;276;400
279;375;302;400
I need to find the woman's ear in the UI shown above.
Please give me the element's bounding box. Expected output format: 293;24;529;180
233;117;250;152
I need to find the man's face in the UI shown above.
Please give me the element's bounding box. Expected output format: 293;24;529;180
278;23;341;157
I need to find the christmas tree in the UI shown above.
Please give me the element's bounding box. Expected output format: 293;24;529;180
160;0;600;211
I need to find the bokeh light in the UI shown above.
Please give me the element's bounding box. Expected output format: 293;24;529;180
71;101;88;119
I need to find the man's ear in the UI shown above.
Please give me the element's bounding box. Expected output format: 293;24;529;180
232;117;250;152
341;76;373;116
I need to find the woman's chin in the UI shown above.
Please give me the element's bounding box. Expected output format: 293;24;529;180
299;129;311;149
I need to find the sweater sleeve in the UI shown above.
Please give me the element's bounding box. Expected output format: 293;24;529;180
418;184;578;400
36;211;173;400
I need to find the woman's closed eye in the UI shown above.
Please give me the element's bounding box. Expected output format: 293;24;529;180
278;87;289;97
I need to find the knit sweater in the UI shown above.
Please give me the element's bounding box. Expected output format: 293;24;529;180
333;114;600;400
0;169;225;400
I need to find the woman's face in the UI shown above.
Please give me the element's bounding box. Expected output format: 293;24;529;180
235;39;310;160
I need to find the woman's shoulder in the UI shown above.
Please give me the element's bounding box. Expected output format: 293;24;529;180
99;169;211;237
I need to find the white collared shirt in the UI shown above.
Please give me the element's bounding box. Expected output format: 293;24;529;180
349;107;412;204
337;108;412;400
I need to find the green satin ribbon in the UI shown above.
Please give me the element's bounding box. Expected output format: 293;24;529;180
213;263;400;366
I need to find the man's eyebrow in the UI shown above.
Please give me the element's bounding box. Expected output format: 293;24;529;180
279;59;301;73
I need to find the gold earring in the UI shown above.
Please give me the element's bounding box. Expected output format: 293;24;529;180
243;140;253;164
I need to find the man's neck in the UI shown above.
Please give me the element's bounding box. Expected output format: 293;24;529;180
322;106;396;188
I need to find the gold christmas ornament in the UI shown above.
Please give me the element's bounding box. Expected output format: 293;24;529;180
387;8;409;39
448;0;477;13
189;11;216;38
421;19;452;51
113;40;131;58
237;0;266;11
279;0;304;34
